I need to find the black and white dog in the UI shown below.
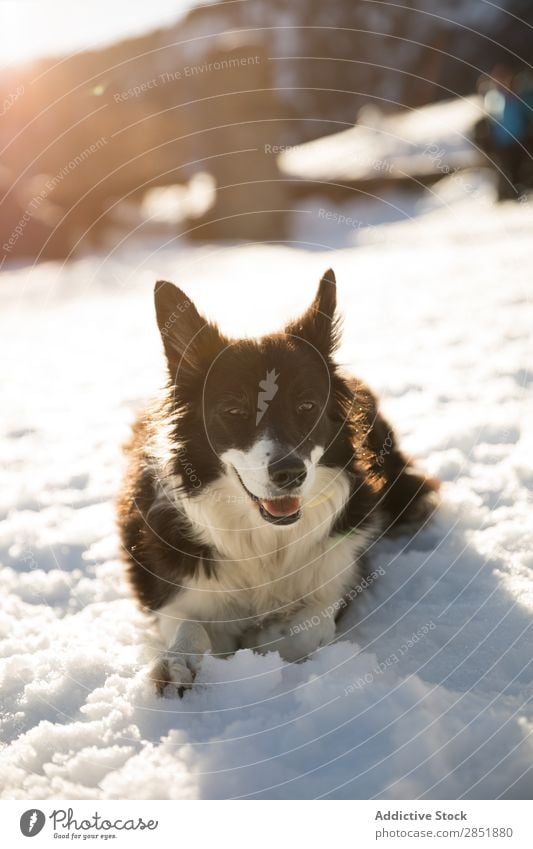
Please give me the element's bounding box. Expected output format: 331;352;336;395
118;269;437;694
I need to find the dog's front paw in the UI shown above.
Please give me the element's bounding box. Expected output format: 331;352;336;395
242;611;335;663
150;650;202;697
151;620;212;697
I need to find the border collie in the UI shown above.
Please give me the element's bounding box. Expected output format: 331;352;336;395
118;269;438;694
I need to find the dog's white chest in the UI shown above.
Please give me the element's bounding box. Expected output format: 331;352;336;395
194;531;358;616
156;466;377;651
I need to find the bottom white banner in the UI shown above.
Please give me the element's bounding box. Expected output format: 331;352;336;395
2;799;530;848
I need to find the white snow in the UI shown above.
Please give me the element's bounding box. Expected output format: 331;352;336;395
279;96;484;183
0;179;532;799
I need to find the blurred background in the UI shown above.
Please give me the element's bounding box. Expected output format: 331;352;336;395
1;0;532;263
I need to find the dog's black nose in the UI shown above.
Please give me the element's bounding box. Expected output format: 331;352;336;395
268;456;307;490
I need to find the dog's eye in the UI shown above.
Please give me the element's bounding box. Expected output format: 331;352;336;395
297;401;316;413
224;407;249;418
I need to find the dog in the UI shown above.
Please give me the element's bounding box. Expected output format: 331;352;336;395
118;269;438;694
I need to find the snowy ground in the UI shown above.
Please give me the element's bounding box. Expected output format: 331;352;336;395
0;178;532;799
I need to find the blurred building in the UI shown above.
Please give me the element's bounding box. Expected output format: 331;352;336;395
1;0;531;261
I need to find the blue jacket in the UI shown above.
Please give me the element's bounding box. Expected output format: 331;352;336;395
485;89;528;145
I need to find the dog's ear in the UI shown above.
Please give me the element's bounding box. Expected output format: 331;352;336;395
154;281;224;381
285;268;340;358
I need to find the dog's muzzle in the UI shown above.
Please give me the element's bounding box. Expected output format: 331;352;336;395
234;466;303;525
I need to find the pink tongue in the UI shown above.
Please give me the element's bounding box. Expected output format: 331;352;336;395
259;497;301;517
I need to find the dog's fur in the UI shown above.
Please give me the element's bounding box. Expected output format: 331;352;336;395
117;269;438;694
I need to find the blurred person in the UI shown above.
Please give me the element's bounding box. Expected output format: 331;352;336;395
480;65;531;200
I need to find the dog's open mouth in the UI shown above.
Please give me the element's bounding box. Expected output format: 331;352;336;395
257;496;302;525
234;470;302;525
